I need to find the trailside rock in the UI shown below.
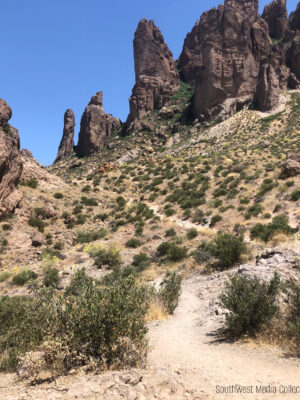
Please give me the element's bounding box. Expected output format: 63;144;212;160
255;63;280;111
76;92;121;157
178;0;270;121
262;0;287;40
0;99;23;218
55;109;75;162
126;19;179;127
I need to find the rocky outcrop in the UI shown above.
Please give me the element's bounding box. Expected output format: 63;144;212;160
281;153;300;177
0;99;23;218
76;92;121;157
55;109;75;162
126;19;179;128
178;0;271;121
285;5;300;83
255;63;280;111
262;0;287;40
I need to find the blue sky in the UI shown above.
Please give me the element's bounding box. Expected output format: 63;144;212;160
0;0;297;165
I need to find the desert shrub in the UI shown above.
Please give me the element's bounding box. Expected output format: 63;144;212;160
12;270;38;286
156;242;188;262
125;238;142;248
219;273;280;337
186;228;198;239
2;223;12;231
54;192;64;199
210;214;222;226
192;209;204;224
164;208;176;216
81;185;91;193
257;178;276;197
0;271;148;373
53;241;64;250
0;271;10;282
132;253;150;272
77;228;107;243
23;178;38;189
116;196;126;209
244;204;262;219
165;228;176;237
91;246;122;269
195;232;246;270
159;272;182;314
28;216;45;233
250;214;294;242
284;280;300;348
43;267;60;288
94;213;109;221
81;197;98;206
290;189;300;202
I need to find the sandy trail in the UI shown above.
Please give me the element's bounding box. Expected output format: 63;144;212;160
148;273;300;400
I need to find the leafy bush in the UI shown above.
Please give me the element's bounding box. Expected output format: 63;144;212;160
125;238;142;248
210;214;222;227
156;242;187;262
165;228;176;237
187;228;198;239
91;246;122;269
43;267;60;288
12;270;38;286
28;216;46;233
81;185;91;193
195;232;246;270
219;273;280;337
159;272;182;314
290;189;300;202
250;214;294;242
81;197;98;206
284;280;300;347
132;253;150;272
54;192;64;199
77;228;107;243
23;178;38;189
0;271;148;373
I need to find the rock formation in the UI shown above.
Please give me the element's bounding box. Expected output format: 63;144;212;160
262;0;287;39
255;62;280;111
286;4;300;83
0;99;23;217
179;0;271;121
76;92;121;157
55;109;75;162
126;19;179;128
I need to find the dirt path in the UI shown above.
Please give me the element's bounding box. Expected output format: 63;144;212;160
148;272;300;400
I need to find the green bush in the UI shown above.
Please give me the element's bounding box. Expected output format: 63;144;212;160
81;185;91;193
165;228;176;237
210;214;222;227
284;280;300;344
159;272;182;314
12;270;38;286
250;214;294;242
219;273;280;337
186;228;198;239
77;228;107;243
125;238;142;248
92;246;122;269
132;253;150;272
0;271;148;373
43;267;60;288
195;232;246;270
156;242;188;262
290;189;300;202
24;178;38;189
81;197;98;206
54;192;64;199
28;216;46;233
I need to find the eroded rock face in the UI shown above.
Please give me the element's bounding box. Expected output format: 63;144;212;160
55;109;75;162
178;0;270;120
126;19;179;126
262;0;287;40
255;63;280;111
0;99;23;217
76;92;121;157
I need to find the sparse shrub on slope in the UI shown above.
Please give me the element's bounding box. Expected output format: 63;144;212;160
0;270;148;373
219;273;281;337
194;232;246;270
159;271;182;314
250;214;294;242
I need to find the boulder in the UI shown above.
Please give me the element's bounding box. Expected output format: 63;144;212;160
262;0;287;40
55;109;75;162
126;19;179;127
76;92;121;157
281;159;300;177
0;99;23;218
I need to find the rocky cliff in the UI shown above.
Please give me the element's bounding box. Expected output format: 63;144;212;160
0;99;23;218
262;0;287;39
126;19;179;130
54;109;75;162
76;92;121;157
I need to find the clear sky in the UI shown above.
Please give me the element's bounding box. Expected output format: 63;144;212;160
0;0;298;165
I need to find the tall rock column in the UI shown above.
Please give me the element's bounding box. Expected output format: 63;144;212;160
54;109;75;162
0;99;23;217
178;0;271;121
126;19;179;127
76;92;121;157
262;0;287;40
